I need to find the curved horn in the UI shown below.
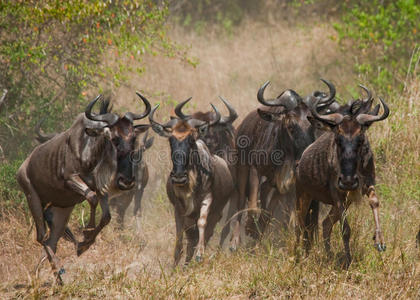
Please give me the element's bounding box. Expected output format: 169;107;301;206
356;97;389;125
257;81;298;111
208;103;221;126
124;92;152;121
358;84;373;112
148;104;163;127
359;84;372;103
369;104;380;116
85;95;119;125
218;96;238;125
174;97;192;120
316;79;336;111
310;98;344;126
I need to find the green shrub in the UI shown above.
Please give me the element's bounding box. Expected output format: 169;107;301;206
333;0;420;93
0;0;183;160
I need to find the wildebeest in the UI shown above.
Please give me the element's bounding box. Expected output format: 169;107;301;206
295;86;389;267
109;129;154;228
34;101;155;229
230;79;337;246
17;92;151;283
172;97;241;250
149;99;234;265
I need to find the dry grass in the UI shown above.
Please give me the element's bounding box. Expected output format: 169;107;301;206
1;19;419;299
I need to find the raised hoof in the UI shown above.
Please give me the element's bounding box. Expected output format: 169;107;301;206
82;228;96;240
76;239;94;256
375;243;386;252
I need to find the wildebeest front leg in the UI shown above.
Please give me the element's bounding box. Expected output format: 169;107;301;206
173;206;184;267
246;166;260;239
77;195;111;256
367;186;386;252
195;193;212;262
322;204;341;259
65;174;99;237
65;174;98;206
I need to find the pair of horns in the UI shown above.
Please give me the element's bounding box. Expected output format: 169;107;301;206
85;92;151;126
310;85;389;126
174;96;237;125
257;79;336;112
149;98;222;130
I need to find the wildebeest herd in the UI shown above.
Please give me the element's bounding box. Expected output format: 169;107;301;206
17;79;390;284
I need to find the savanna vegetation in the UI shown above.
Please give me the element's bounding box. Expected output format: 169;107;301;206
0;0;419;298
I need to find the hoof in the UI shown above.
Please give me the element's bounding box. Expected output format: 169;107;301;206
229;245;237;252
195;255;203;263
76;239;94;256
82;228;96;240
58;267;66;275
375;243;386;252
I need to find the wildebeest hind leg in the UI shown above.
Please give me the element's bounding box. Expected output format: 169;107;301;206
295;192;312;255
17;163;47;245
43;206;74;285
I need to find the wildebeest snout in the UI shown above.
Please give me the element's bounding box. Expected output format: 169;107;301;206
338;174;359;191
117;174;135;190
170;171;188;185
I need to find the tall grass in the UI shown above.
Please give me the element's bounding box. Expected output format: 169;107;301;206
0;18;419;299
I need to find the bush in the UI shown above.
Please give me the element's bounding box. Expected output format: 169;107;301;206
0;0;182;160
333;0;420;93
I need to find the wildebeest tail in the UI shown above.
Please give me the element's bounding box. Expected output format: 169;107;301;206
304;200;319;242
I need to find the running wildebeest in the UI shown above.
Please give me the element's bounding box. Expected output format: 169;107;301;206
295;86;389;268
109;129;153;228
17;92;151;283
172;97;241;250
34;101;155;229
229;79;337;246
149;99;234;265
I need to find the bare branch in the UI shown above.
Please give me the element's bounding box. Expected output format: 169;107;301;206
0;89;8;110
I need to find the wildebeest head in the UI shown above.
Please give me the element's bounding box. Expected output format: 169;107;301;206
189;96;237;156
84;92;151;190
256;79;336;158
149;98;220;186
309;85;389;191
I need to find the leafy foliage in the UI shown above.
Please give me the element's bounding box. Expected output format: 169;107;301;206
333;0;420;92
0;0;181;158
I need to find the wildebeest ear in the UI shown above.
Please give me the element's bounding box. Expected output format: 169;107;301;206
85;127;103;137
197;123;209;138
257;109;281;122
134;124;150;135
307;115;329;130
144;136;154;149
307;114;335;129
151;123;172;137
